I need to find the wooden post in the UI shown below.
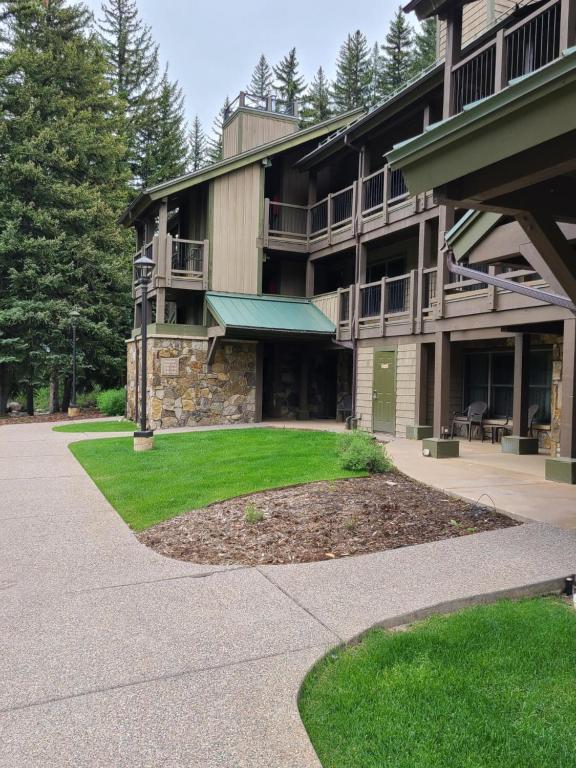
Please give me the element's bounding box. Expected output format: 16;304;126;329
354;282;361;339
166;234;173;288
357;243;367;284
351;180;358;236
560;0;576;49
203;239;210;289
512;333;530;436
157;198;168;281
436;206;454;319
416;220;431;333
443;6;463;118
433;331;451;437
382;165;389;224
305;259;314;297
409;269;419;334
415;342;429;426
560;318;576;457
155;288;166;324
263;198;270;245
327;193;333;245
494;29;507;92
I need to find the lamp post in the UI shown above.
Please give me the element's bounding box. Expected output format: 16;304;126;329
133;252;155;452
68;309;80;418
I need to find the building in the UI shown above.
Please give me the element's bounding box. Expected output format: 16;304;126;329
121;0;576;482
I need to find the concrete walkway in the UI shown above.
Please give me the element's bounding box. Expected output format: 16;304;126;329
387;437;576;528
1;421;576;767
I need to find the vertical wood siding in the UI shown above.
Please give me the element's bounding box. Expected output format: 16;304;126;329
241;113;297;153
438;0;524;57
211;164;261;294
223;118;240;159
312;292;339;325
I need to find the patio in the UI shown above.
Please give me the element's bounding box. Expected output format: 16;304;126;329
386;437;576;529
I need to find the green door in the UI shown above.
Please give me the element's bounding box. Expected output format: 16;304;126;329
373;350;396;433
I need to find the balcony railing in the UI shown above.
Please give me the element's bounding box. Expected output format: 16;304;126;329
224;91;298;122
264;165;412;248
450;0;564;114
133;235;208;289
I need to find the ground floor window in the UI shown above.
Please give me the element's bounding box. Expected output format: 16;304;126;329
463;348;552;422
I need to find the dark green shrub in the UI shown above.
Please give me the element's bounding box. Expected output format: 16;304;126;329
77;386;101;408
96;388;126;416
338;430;391;473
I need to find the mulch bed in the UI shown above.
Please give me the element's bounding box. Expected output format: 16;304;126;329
0;409;101;427
138;470;518;566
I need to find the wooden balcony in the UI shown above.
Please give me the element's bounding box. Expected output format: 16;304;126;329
263;165;433;254
133;235;208;296
331;265;557;341
449;0;573;115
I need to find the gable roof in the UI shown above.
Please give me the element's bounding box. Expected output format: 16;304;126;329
119;109;363;226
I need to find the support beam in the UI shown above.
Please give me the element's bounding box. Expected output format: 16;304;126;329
433;331;451;437
517;212;576;306
442;6;462;118
415;342;429;426
435;206;454;318
560;318;576;457
512;333;530;436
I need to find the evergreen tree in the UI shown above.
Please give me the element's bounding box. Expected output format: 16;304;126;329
207;96;230;164
0;0;133;413
381;7;415;93
368;41;384;105
274;47;306;103
301;66;332;125
333;30;372;112
413;17;437;72
248;53;274;97
97;0;159;184
138;69;189;187
188;114;207;172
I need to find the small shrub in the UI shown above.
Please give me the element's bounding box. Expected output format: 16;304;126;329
338;431;391;473
96;388;126;416
33;385;51;412
77;386;101;409
244;503;264;524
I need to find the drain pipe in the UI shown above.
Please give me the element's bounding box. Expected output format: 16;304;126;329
444;246;576;314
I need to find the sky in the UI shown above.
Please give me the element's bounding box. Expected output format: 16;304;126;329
82;0;407;136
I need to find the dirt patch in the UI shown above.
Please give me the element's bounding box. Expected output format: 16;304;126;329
0;409;101;427
137;471;518;566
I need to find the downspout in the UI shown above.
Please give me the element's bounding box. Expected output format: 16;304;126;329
444;246;576;314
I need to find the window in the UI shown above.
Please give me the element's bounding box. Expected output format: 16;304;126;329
463;349;552;422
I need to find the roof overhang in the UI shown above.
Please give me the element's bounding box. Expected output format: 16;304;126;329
387;48;576;198
205;292;336;341
403;0;476;21
119;109;363;227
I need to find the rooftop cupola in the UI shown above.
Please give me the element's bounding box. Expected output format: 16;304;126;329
222;91;300;159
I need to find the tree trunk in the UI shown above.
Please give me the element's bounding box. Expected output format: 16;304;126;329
0;363;9;415
25;381;34;416
49;370;60;413
61;376;72;412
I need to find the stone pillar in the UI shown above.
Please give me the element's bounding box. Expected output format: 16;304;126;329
546;319;576;483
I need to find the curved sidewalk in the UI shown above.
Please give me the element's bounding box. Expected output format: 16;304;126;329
1;421;575;767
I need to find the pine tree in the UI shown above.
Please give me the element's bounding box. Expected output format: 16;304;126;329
189;114;207;172
97;0;159;184
138;69;189;187
207;96;230;164
333;30;372;112
368;41;384;105
274;47;306;103
248;53;274;97
413;17;437;73
0;0;133;413
301;66;332;125
381;7;415;94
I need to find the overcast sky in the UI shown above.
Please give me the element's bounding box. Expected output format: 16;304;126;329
83;0;408;136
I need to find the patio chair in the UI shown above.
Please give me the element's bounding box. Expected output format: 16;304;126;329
450;401;488;441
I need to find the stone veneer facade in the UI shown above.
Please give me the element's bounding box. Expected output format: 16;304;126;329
127;335;257;430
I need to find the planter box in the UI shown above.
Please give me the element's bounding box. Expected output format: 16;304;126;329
501;436;539;455
422;438;459;458
545;457;576;484
406;425;434;440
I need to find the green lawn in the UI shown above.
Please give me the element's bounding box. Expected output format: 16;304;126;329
69;428;364;530
300;598;576;768
54;420;136;433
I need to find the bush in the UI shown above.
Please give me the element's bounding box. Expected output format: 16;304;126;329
77;386;101;409
338;430;391;473
33;385;51;412
96;388;126;416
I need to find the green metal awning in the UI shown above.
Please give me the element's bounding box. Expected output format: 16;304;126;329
206;292;336;338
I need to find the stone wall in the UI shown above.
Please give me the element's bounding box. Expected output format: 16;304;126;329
127;335;257;430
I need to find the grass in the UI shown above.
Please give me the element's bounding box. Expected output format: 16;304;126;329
53;420;137;433
69;428;365;530
299;598;576;768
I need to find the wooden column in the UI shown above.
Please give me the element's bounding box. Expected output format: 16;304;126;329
435;206;454;319
415;342;430;426
443;6;463;118
357;243;368;284
560;318;576;457
305;259;314;297
512;333;530;436
560;0;576;49
433;331;451;437
155;291;166;325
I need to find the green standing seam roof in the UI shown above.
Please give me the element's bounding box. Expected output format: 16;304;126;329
206;292;336;335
